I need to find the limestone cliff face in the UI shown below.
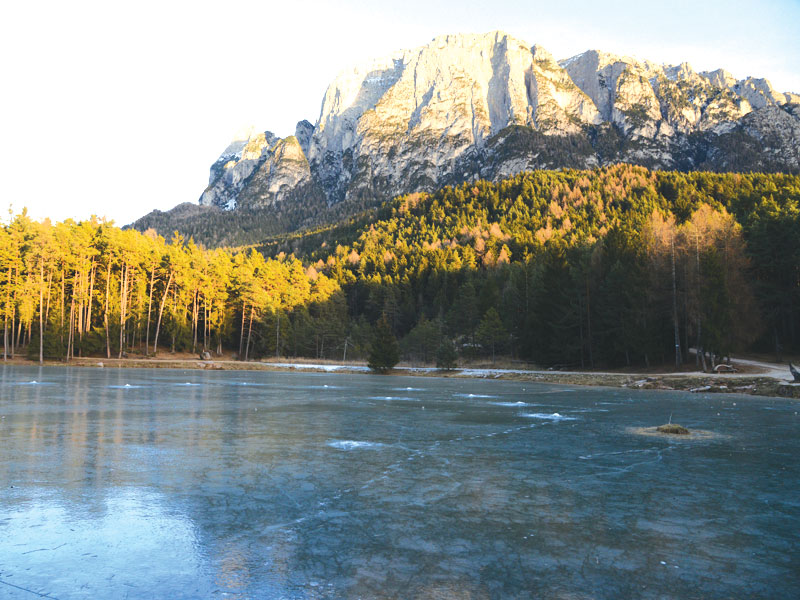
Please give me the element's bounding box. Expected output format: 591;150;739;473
197;31;799;213
303;32;604;206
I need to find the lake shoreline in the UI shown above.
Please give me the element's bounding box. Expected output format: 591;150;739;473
4;355;799;400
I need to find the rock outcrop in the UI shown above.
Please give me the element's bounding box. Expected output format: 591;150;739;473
150;31;799;228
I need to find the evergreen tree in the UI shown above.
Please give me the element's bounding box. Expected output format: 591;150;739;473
368;317;399;373
436;339;458;370
476;307;507;362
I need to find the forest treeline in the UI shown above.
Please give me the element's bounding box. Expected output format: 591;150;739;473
5;165;800;368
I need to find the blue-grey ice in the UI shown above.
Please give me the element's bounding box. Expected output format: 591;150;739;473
0;365;798;599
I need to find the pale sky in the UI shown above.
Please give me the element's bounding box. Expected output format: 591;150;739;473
2;0;798;226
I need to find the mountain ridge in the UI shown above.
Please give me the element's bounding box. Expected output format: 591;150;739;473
131;30;799;245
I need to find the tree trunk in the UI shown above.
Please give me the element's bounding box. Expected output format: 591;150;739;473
671;234;681;367
275;310;280;358
577;292;584;369
145;262;156;354
203;300;208;351
244;306;255;361
153;272;173;356
10;269;17;357
60;269;65;345
239;301;247;359
104;262;112;359
694;235;701;368
192;289;198;353
67;297;75;361
39;261;44;365
16;319;22;353
44;270;53;327
86;261;95;341
118;263;127;359
586;277;594;369
77;269;84;348
3;266;10;361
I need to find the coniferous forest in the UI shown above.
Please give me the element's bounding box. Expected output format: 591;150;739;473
4;165;799;369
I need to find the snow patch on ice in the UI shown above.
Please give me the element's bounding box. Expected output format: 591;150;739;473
328;440;385;450
490;401;536;407
519;412;577;421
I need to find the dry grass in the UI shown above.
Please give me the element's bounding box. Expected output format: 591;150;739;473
629;426;721;440
656;424;690;435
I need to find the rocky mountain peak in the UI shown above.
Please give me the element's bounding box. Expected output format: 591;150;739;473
701;68;737;89
191;31;798;217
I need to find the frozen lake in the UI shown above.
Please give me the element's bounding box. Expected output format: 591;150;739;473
0;366;798;598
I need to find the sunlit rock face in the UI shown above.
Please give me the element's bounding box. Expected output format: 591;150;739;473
198;30;800;211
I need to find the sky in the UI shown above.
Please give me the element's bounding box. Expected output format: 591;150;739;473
2;0;799;226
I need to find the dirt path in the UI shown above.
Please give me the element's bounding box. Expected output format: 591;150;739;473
726;356;792;379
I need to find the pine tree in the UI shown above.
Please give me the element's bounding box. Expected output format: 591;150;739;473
368;317;399;373
476;307;506;362
435;339;458;370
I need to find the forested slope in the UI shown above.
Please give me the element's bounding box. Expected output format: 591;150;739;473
4;165;799;368
260;165;800;366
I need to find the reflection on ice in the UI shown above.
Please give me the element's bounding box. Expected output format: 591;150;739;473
265;362;371;372
0;489;204;597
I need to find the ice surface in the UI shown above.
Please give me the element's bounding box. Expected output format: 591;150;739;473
0;366;798;599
